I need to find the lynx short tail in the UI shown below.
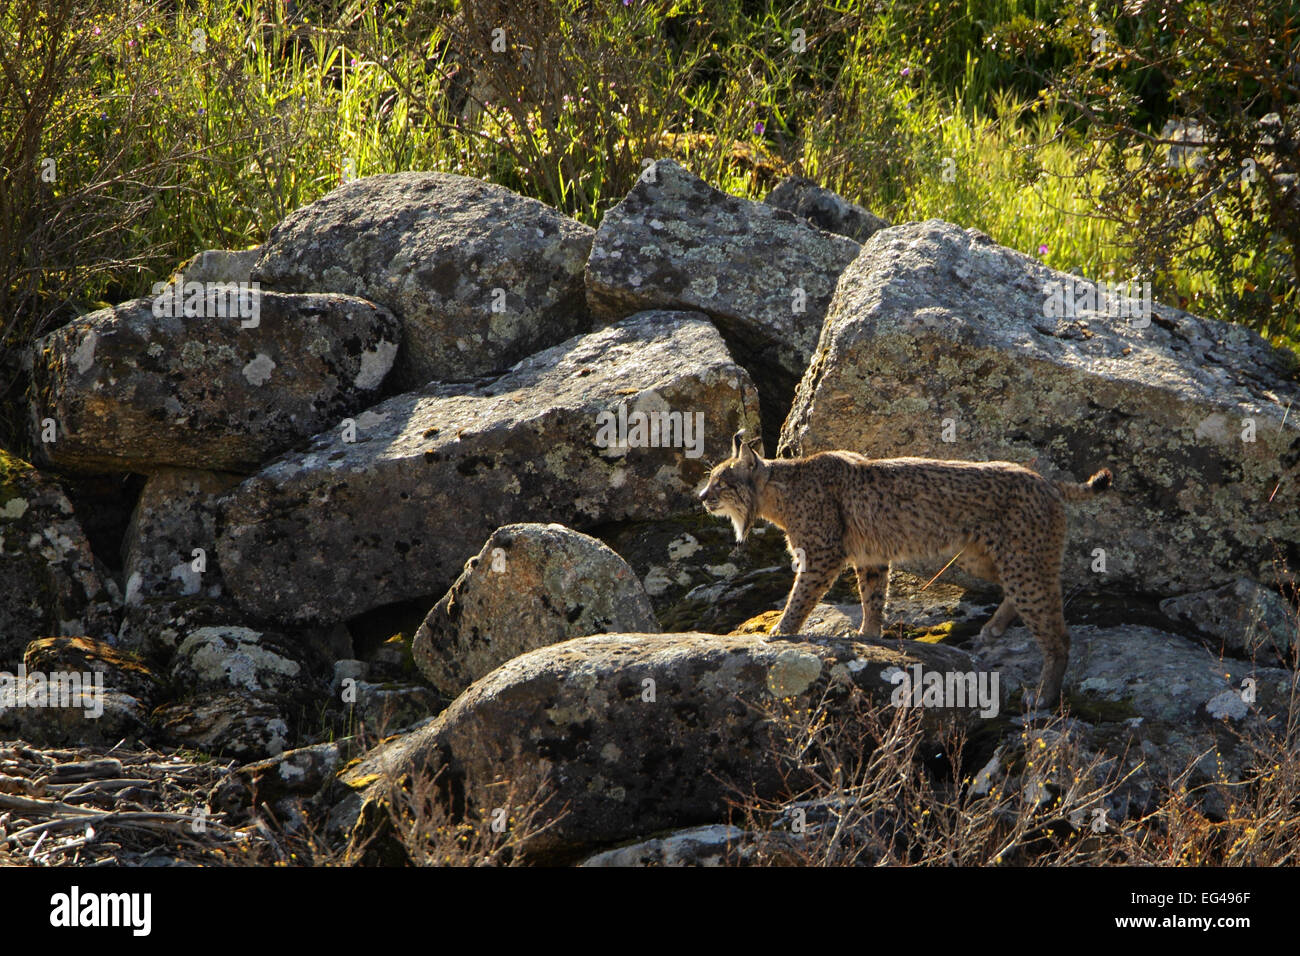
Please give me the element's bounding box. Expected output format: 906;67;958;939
1057;468;1113;501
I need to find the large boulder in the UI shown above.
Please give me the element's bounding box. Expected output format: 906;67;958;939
765;175;890;243
0;451;118;662
343;632;986;862
779;220;1300;593
217;311;759;624
412;523;659;699
252;172;594;390
585;160;861;449
28;292;400;473
122;468;243;606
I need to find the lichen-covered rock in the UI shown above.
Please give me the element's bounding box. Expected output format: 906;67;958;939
252;171;594;390
579;824;748;866
153;692;292;759
779;220;1300;593
597;515;794;632
28;292;400;473
173;248;260;284
217;311;760;624
122;468;243;605
342;680;440;734
170;625;325;699
1160;578;1297;663
24;636;161;706
0;452;118;663
343;632;983;862
210;740;359;815
116;597;353;668
1;637;152;746
585;160;860;448
0;684;147;747
413;523;659;698
765;175;890;243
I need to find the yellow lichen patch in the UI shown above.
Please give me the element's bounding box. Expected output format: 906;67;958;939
341;772;381;791
730;610;782;635
909;621;956;644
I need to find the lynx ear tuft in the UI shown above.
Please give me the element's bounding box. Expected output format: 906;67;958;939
731;429;746;459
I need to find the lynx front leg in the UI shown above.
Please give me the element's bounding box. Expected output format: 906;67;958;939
854;563;889;638
771;549;843;637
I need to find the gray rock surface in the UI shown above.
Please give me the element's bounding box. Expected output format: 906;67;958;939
122;468;243;606
766;175;890;242
252;171;594;390
29;292;400;473
780;219;1300;593
217;311;760;624
173;248;260;284
1160;578;1297;663
153;692;292;759
585;160;861;449
579;824;748;866
413;523;658;698
0;454;118;663
973;622;1295;814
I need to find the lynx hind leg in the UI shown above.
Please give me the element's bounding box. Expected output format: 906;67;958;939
979;597;1018;641
854;563;889;638
772;551;843;637
999;570;1070;709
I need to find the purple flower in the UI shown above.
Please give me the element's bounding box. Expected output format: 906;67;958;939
1038;244;1049;255
901;67;910;76
755;120;765;135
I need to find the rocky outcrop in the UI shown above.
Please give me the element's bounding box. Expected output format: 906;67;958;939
0;452;118;662
217;311;760;624
413;523;658;698
779;219;1300;593
344;632;984;862
585;160;861;449
252;172;594;390
766;175;890;243
29;292;400;474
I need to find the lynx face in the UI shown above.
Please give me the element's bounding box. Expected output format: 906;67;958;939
698;433;766;543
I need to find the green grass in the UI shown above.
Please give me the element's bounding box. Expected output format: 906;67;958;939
3;0;1296;362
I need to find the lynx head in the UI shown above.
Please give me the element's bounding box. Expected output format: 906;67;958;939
699;429;768;543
